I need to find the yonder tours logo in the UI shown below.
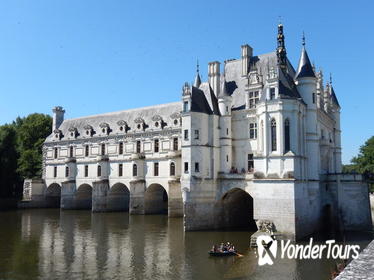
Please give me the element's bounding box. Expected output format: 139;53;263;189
256;235;360;266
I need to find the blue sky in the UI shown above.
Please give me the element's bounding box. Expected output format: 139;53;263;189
0;0;373;163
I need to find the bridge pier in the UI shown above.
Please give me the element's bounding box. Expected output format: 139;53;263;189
61;180;77;209
92;180;109;212
129;179;146;215
168;180;183;217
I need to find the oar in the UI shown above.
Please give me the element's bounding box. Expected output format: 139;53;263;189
234;252;243;257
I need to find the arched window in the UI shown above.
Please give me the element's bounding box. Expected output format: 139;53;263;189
284;119;290;152
271;118;277;151
132;164;137;177
97;165;101;177
170;162;176;176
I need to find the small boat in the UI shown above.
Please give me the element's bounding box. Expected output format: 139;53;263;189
209;250;237;257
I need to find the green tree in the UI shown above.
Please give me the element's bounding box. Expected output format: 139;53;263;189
351;136;374;174
0;125;19;198
16;113;52;179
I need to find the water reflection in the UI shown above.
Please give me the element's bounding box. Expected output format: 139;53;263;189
0;209;371;280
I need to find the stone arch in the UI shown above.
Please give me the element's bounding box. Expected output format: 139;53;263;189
144;183;168;214
46;183;61;208
217;188;257;230
75;184;93;209
107;183;130;212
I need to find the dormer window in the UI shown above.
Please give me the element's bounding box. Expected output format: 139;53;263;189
134;117;146;131
117;120;129;133
83;125;94;137
99;123;110;135
170;112;181;127
68;127;78;138
152;115;165;129
54;129;63;140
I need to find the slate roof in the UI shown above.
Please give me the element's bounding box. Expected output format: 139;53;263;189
46;102;181;142
295;47;316;79
224;51;301;109
330;86;340;108
191;85;220;115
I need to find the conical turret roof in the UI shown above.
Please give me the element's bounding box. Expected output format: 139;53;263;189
295;46;316;79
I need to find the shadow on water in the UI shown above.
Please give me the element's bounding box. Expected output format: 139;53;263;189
0;209;372;280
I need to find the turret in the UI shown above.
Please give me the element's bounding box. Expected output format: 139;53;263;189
294;34;319;180
52;106;65;132
193;61;201;88
218;76;232;173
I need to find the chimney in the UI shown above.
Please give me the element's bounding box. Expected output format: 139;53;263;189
241;44;253;76
208;61;220;97
52;106;65;132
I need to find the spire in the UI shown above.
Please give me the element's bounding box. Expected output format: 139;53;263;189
193;59;201;88
219;70;230;98
295;33;316;79
329;73;340;108
276;22;287;68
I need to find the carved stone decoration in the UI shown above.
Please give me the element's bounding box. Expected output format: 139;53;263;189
152;115;162;122
267;67;277;80
249;71;261;85
170;112;181;119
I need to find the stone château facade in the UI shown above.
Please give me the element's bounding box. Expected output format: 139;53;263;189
24;24;372;240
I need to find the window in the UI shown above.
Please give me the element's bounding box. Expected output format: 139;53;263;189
184;130;189;140
54;166;57;178
270;88;276;100
84;165;88;177
132;164;137;176
69;146;74;158
173;137;178;151
312;93;316;104
54;148;58;159
226;155;229;162
195;162;199;172
101;144;105;155
154;139;159;152
184;162;189;173
249;91;259;108
119;164;123;177
119;142;123;155
226;106;229;113
226;128;229;135
154;162;159;176
136;141;141;153
170;162;176;176
85;145;89;157
65;166;69;177
284;119;290;152
183;101;189;112
249;122;257;139
97;165;101;177
194;130;199;139
248;154;254;171
271;118;277;151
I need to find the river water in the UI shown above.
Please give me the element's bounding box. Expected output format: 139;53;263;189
0;209;372;280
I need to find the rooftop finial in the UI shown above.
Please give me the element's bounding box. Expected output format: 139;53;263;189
193;59;202;88
302;31;306;47
196;59;199;74
276;21;287;68
278;16;282;25
330;73;332;84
